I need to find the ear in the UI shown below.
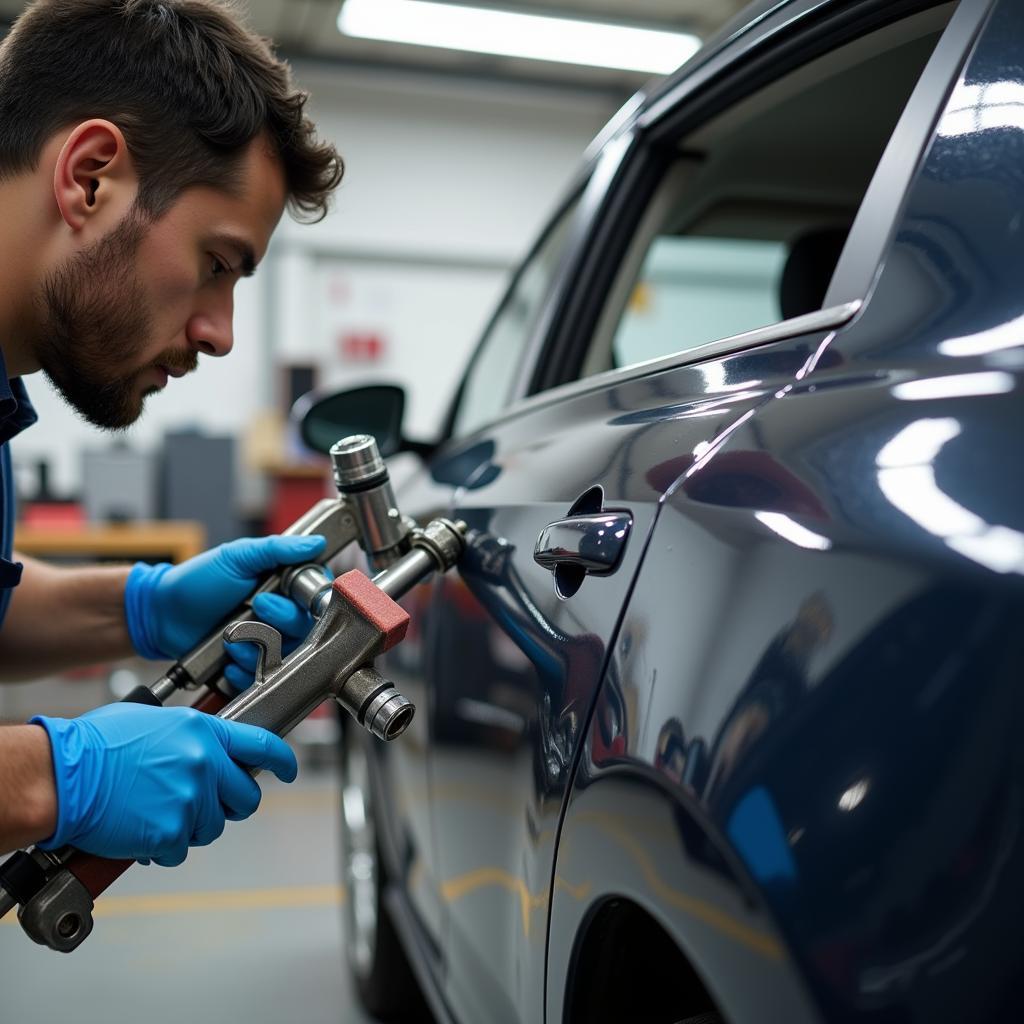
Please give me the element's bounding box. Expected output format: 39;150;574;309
52;120;137;231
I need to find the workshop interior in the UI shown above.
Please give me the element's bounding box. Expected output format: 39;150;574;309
3;0;1024;1022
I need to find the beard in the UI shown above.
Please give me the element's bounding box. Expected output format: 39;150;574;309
34;211;197;430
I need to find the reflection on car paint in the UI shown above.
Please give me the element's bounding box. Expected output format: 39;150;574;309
368;4;1024;1022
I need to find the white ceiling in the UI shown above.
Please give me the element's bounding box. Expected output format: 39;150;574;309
0;0;753;93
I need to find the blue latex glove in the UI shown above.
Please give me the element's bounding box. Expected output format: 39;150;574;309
124;534;327;661
31;704;297;867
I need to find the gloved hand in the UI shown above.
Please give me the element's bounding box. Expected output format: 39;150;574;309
124;534;327;661
31;704;297;866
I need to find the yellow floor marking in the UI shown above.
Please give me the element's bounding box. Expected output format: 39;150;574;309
0;883;344;924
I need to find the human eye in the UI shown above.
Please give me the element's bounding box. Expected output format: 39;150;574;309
209;252;233;279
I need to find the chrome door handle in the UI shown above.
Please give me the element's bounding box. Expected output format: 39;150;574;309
534;511;633;575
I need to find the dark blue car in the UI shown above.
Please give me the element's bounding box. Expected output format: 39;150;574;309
302;0;1024;1020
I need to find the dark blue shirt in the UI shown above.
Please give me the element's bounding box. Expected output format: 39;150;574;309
0;349;38;628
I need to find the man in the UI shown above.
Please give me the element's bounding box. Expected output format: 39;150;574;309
0;0;344;869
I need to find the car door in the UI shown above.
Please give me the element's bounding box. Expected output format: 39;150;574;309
541;3;1023;1024
369;188;596;965
427;327;845;1024
413;4;979;1023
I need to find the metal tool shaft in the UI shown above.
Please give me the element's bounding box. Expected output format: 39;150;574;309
145;499;358;698
221;518;465;742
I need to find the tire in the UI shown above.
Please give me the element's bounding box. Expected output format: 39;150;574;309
674;1016;723;1024
340;724;430;1021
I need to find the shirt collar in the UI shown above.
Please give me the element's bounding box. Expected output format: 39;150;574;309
0;347;38;445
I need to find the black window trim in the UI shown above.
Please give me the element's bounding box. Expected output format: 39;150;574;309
526;0;990;399
825;0;994;307
444;93;650;443
504;130;639;411
440;176;591;442
476;299;862;433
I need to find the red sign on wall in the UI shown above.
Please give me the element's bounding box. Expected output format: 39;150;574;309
339;332;387;363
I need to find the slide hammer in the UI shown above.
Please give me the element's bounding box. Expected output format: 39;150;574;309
0;434;465;952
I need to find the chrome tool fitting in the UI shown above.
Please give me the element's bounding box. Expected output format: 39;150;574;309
330;435;411;571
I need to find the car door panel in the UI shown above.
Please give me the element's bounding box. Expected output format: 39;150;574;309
549;8;1024;1019
371;463;460;952
362;3;1003;1017
424;327;844;1024
553;370;1024;1023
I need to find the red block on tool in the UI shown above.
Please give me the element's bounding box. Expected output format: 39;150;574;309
334;570;410;651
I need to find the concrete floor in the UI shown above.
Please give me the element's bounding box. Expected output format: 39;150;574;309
0;765;382;1024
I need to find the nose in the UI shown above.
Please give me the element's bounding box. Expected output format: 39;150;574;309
187;293;234;357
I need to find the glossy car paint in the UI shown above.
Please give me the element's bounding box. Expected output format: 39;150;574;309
378;324;864;1024
366;464;456;951
433;338;841;1024
359;0;1024;1022
551;3;1024;1023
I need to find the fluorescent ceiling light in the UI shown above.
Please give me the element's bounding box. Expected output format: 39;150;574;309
338;0;701;75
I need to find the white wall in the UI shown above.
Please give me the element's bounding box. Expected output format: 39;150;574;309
272;66;619;437
13;65;619;498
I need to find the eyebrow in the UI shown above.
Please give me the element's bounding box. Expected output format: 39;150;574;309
211;233;257;277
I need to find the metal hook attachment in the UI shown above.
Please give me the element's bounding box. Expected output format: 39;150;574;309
222;621;284;685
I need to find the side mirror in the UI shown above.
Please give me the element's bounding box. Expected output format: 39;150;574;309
292;384;409;457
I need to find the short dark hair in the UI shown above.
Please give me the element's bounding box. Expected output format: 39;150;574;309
0;0;343;221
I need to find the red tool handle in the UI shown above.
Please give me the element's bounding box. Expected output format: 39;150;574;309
65;687;232;901
191;689;232;716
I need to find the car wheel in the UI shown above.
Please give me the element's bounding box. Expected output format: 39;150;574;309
340;724;428;1021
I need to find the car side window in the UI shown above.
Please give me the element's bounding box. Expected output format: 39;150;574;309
579;4;958;380
452;197;580;438
613;235;789;368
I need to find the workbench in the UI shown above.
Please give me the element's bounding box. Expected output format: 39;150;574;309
14;521;207;564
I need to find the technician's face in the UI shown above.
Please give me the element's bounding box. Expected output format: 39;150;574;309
35;138;287;429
